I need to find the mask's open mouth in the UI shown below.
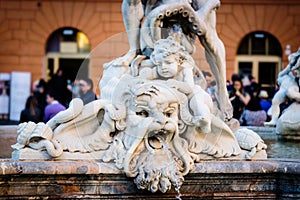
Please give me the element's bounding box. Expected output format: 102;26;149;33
145;129;174;151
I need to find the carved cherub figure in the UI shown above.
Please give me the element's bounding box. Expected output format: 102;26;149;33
116;0;233;121
133;36;213;133
265;48;300;126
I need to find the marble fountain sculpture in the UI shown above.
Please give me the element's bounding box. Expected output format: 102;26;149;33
265;48;300;140
11;0;267;194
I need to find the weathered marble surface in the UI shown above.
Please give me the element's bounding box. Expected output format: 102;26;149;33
0;125;276;158
9;0;269;193
265;48;300;140
0;159;299;199
276;102;300;140
10;35;268;193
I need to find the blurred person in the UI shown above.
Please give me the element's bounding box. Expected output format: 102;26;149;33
71;79;81;98
229;79;251;120
246;75;260;97
226;80;231;87
248;74;256;84
259;90;272;120
241;74;251;90
66;79;73;105
79;78;97;105
239;90;267;126
47;68;69;107
44;91;66;122
33;79;47;118
20;95;42;123
202;70;214;95
32;79;39;92
207;80;217;102
193;67;206;89
227;73;240;94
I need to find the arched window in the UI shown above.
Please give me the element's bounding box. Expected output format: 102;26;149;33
46;27;90;53
45;27;90;82
237;31;282;56
236;31;282;97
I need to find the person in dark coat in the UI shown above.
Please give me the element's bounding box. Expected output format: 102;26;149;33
33;79;47;118
20;95;42;123
47;68;69;107
229;79;251;120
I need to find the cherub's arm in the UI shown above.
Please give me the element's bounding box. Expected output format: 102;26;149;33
181;61;196;89
181;68;194;89
166;79;193;95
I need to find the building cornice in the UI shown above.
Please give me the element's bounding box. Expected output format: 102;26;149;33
17;0;300;4
221;0;300;5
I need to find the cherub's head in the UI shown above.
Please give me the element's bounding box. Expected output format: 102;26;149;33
150;36;193;78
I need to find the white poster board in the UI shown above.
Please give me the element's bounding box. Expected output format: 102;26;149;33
9;72;31;121
0;73;11;117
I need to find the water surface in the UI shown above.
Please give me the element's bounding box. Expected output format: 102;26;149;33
264;139;300;159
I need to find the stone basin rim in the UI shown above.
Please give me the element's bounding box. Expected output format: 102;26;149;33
0;159;299;175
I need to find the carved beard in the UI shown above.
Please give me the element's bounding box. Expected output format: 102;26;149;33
121;116;186;193
132;146;184;193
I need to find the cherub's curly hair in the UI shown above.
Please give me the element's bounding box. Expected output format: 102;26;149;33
150;36;194;67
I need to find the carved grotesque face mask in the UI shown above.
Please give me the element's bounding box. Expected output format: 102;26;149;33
127;84;179;150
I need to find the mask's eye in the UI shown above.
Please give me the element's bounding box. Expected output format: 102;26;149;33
166;112;172;118
136;110;149;117
164;111;172;118
164;108;174;118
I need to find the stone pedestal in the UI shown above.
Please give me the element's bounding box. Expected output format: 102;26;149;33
0;159;299;199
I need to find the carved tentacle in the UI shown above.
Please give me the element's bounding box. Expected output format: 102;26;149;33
141;2;206;54
150;17;162;43
28;139;63;157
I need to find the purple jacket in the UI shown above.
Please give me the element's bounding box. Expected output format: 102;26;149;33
44;101;66;122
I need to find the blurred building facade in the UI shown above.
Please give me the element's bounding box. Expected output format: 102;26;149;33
0;0;300;95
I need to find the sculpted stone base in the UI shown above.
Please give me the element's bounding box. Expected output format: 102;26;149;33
11;148;267;161
276;102;300;140
0;159;299;199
